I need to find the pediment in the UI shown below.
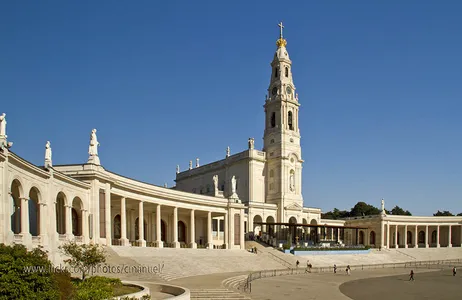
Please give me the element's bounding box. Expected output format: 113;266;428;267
285;202;302;210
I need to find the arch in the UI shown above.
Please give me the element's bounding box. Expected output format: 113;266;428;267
274;67;279;78
253;215;263;235
369;231;376;245
310;219;317;225
407;231;412;245
113;215;121;239
288;217;297;224
28;187;41;236
302;218;308;225
72;197;83;236
288;111;293;130
270;112;276;128
359;231;364;245
161;220;167;242
431;230;437;244
285;67;289;77
418;231;425;244
178;221;186;242
55;192;66;235
10;179;23;234
135;217;147;241
266;216;275;235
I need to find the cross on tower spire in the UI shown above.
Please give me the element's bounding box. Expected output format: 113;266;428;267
278;21;284;38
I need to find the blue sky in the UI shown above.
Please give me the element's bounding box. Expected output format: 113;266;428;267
1;1;461;216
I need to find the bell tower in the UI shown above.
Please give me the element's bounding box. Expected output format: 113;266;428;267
263;22;303;222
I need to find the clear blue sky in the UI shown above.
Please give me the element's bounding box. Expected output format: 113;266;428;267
1;1;461;216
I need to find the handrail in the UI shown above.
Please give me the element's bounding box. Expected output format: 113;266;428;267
395;249;416;260
238;258;462;293
265;251;292;269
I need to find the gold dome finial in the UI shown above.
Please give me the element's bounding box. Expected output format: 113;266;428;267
276;21;287;48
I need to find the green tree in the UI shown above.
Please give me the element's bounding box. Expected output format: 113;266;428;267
350;201;381;217
59;241;106;280
390;206;412;216
322;208;350;220
0;243;60;300
433;210;454;216
457;213;462;216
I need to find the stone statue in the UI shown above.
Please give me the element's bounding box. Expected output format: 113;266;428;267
176;165;180;174
196;158;200;168
231;176;237;194
0;113;6;137
87;129;101;165
289;172;295;192
213;175;218;192
45;141;52;168
88;129;99;156
226;146;230;158
189;160;192;170
248;138;255;149
381;199;385;212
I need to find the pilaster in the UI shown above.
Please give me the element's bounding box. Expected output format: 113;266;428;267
189;209;196;249
137;201;146;247
155;204;163;248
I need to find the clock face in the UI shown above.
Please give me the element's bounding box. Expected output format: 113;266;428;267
286;86;292;94
272;87;277;95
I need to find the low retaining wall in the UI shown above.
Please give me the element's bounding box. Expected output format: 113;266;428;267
112;281;150;299
293;249;371;255
149;283;190;300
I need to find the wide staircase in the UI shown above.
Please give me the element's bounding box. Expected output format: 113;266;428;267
190;288;251;300
108;246;286;281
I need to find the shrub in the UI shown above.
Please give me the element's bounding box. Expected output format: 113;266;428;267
72;276;120;300
59;241;106;280
0;243;60;300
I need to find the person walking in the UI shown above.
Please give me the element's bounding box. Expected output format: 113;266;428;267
296;260;300;268
453;266;457;276
334;264;337;274
409;270;414;281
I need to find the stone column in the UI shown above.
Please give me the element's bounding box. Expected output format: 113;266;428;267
460;225;462;247
155;204;163;248
66;205;73;239
189;209;196;248
337;228;340;243
172;207;180;248
151;212;156;242
224;213;229;249
414;225;418;248
425;225;429;248
448;225;452;247
206;211;213;249
380;222;384;249
104;185;111;245
404;225;408;248
138;201;146;247
20;197;30;235
436;225;440;248
394;225;398;248
38;202;48;246
240;209;245;248
386;223;390;248
120;197;128;246
81;209;88;243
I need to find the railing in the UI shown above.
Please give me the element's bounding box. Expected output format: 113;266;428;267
265;251;292;269
32;236;41;244
239;258;462;293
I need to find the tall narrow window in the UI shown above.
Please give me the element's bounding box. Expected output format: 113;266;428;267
269;169;274;178
270;112;276;128
285;67;289;77
275;68;279;78
288;111;293;130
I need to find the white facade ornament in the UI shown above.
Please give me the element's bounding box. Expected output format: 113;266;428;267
226;146;230;158
0;113;6;138
87;129;101;165
231;176;237;194
248;138;255;149
164;183;168;188
176;165;180;174
381;198;385;213
45;141;52;168
289;172;295;192
189;160;192;170
213;175;218;193
196;158;200;168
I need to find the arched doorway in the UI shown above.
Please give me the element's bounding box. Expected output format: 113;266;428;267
407;231;412;245
135;218;147;241
113;215;121;239
431;230;437;244
72;197;83;236
418;231;425;244
369;231;376;245
10;179;23;234
178;221;186;242
359;231;364;245
161;220;166;242
28;187;40;236
253;215;262;236
55;192;66;235
266;216;275;235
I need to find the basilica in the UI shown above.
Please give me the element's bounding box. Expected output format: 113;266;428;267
0;24;461;263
